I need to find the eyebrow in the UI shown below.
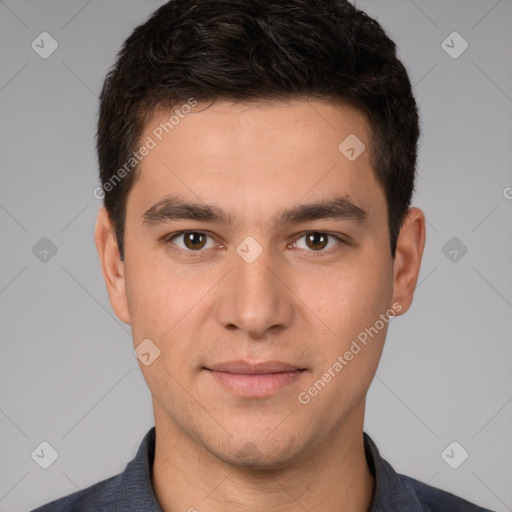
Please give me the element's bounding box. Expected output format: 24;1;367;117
141;195;368;228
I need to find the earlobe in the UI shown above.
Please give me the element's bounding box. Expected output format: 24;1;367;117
94;207;131;324
391;207;426;315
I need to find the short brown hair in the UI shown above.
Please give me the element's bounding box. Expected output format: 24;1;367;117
97;0;420;260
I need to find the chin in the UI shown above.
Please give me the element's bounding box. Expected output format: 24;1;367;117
209;429;304;472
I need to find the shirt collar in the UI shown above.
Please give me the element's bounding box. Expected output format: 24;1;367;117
364;432;424;512
118;427;163;511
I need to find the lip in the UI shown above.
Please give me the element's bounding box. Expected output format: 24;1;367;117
204;360;306;398
205;360;304;374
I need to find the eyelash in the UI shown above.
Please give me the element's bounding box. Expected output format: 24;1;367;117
163;230;346;255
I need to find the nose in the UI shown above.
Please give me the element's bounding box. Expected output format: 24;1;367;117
214;245;294;339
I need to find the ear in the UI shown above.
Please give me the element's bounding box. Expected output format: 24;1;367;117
94;207;131;324
391;207;426;315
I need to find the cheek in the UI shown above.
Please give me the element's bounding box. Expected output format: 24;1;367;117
124;258;185;342
297;258;393;419
125;253;222;360
126;264;202;396
306;254;393;341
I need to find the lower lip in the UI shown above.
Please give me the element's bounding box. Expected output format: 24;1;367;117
206;370;304;397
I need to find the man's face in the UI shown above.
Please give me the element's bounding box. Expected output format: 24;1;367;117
104;99;408;467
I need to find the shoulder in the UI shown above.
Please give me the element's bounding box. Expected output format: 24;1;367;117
399;473;495;512
30;473;124;512
31;427;160;512
363;432;495;512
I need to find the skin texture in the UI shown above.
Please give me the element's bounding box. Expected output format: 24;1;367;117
95;99;426;511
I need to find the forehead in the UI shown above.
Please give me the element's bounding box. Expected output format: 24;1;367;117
145;98;371;159
128;99;385;224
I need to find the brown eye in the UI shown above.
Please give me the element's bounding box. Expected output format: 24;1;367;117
166;231;220;253
292;231;341;253
183;232;207;250
305;232;328;250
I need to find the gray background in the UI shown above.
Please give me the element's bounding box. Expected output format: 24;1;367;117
0;1;511;511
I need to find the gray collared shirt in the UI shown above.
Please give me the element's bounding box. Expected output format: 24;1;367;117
32;427;494;511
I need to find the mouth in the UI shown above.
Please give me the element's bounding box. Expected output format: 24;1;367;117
203;360;307;397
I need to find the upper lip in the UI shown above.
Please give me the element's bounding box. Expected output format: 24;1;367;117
205;360;304;374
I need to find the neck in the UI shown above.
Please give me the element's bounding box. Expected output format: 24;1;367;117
151;402;375;512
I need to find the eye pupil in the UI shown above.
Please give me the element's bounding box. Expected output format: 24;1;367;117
306;232;328;250
184;232;206;250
